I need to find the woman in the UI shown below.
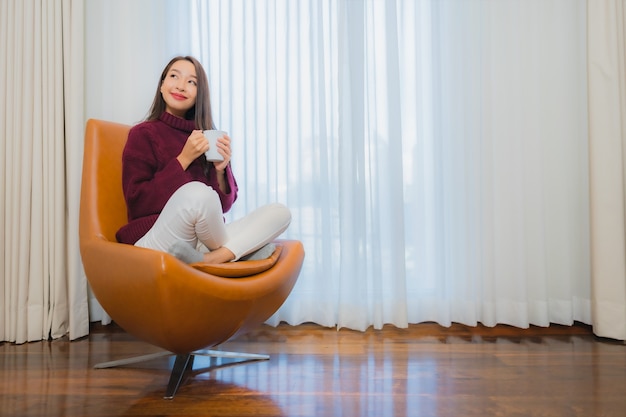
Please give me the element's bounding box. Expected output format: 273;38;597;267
116;56;291;264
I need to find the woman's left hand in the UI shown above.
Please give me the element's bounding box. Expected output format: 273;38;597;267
213;133;232;171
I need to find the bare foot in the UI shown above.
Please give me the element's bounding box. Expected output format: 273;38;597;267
202;247;235;264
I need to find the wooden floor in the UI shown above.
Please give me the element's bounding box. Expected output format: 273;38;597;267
0;321;624;417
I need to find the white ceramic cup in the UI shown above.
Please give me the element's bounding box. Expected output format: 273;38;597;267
202;130;227;162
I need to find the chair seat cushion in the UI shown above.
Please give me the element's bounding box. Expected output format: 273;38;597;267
190;245;282;278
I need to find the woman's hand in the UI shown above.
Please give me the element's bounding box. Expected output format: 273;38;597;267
212;133;232;172
177;130;209;170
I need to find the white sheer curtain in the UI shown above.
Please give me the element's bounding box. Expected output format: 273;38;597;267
189;0;590;330
84;0;592;332
587;0;626;341
1;0;86;342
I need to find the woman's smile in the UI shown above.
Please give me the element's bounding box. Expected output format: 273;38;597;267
170;92;187;101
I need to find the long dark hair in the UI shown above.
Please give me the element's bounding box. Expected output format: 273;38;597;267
146;56;215;130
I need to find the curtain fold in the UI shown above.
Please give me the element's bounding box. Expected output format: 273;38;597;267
587;0;626;341
63;0;87;340
1;0;86;343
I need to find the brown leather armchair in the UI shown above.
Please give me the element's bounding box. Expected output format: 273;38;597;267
79;119;304;398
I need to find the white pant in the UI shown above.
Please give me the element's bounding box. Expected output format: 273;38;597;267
135;181;291;260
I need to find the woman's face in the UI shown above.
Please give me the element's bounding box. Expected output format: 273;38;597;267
160;59;198;118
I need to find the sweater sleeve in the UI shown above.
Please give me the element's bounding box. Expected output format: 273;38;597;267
121;124;194;220
207;163;239;214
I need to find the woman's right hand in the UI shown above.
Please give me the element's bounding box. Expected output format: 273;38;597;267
177;130;209;170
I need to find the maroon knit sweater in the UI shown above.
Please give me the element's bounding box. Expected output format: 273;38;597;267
116;112;238;244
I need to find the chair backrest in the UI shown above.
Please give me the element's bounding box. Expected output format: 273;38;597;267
80;119;131;243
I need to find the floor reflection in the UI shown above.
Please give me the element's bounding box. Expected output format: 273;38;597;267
121;380;285;417
194;347;440;417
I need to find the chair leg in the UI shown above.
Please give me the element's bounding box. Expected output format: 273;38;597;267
164;354;195;399
94;348;269;399
193;349;270;361
94;351;173;369
163;350;270;399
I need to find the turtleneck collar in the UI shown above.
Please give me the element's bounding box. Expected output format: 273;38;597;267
158;111;197;133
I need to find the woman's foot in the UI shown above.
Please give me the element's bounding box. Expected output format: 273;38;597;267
202;247;235;264
168;241;235;264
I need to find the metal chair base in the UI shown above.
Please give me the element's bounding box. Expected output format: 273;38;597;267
93;349;270;399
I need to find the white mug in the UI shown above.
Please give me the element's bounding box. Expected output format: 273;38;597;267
203;130;227;162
